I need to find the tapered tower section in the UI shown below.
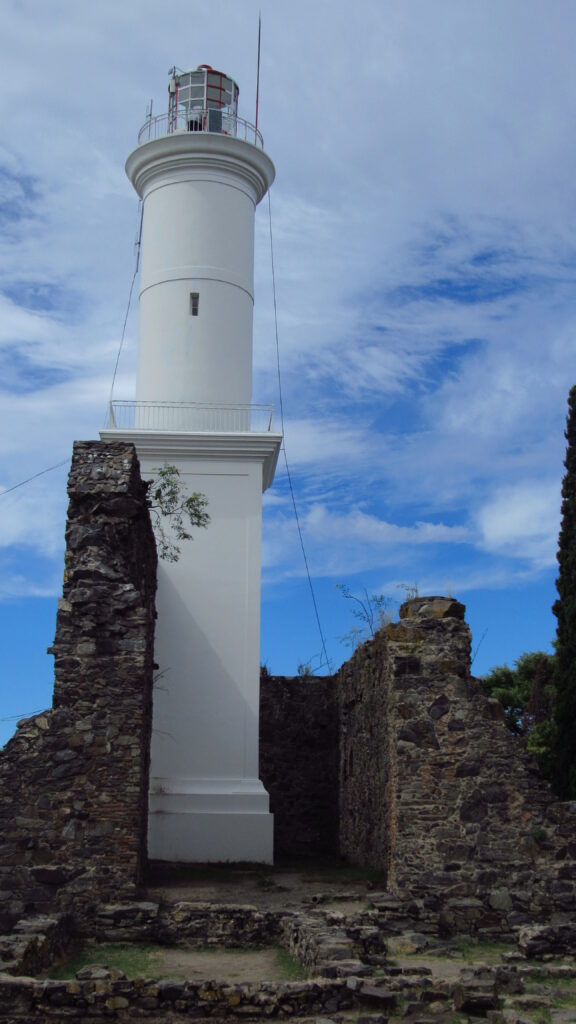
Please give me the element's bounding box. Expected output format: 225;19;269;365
102;65;281;863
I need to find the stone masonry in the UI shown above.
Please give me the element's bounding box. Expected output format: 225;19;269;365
258;598;576;930
0;439;574;947
259;675;339;858
338;597;576;930
0;441;157;930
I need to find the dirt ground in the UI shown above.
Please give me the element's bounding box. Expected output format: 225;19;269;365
153;946;291;982
146;862;372;913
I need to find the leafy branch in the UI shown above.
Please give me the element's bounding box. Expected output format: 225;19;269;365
147;464;210;562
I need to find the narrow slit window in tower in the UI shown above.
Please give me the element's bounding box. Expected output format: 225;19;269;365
190;292;200;316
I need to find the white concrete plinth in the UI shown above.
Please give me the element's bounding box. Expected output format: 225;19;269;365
148;778;273;863
101;427;281;864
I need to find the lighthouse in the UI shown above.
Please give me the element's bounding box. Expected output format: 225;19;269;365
102;65;281;863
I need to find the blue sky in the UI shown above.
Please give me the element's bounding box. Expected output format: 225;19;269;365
2;0;576;744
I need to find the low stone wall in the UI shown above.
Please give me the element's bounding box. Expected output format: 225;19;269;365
91;901;282;947
6;923;576;1021
259;676;339;858
0;902;392;1019
281;909;385;973
87;900;386;968
0;442;157;930
0;915;72;978
0;972;357;1020
4;893;576;1019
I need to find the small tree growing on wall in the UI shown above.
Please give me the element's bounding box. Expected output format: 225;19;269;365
147;464;210;562
552;385;576;798
336;583;395;649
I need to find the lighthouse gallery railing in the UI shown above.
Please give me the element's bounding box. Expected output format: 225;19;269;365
107;401;275;433
137;109;264;148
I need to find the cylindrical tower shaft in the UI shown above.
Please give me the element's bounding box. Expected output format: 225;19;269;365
126;114;274;409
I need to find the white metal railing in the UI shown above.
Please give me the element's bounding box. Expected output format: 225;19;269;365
107;401;274;433
138;109;264;148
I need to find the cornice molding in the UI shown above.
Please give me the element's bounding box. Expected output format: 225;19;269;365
125;133;275;204
100;428;282;492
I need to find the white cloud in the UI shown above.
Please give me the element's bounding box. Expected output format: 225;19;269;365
0;293;54;347
0;570;61;601
263;500;471;582
477;481;561;567
279;418;378;469
0;472;68;556
0;0;575;663
304;505;470;547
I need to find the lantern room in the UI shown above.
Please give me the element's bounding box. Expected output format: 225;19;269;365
168;64;239;134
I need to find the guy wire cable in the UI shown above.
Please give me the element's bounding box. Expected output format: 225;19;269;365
108;199;144;408
267;189;332;674
0;459;69;499
2;202;145;501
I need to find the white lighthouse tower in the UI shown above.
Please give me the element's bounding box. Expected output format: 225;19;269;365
102;65;281;863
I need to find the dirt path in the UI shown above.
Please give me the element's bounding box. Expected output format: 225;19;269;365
146;864;372;912
153;947;292;983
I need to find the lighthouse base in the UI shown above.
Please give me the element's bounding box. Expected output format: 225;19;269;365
100;426;282;866
148;778;274;863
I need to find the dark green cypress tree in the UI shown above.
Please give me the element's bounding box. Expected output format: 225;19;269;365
552;385;576;798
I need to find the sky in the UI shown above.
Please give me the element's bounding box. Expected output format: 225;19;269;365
2;0;576;745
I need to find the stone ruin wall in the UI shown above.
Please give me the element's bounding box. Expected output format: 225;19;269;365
261;597;576;927
337;632;392;871
0;442;157;931
339;597;576;927
0;439;574;941
259;676;339;858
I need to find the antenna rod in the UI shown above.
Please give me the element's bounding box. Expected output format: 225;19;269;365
255;12;262;134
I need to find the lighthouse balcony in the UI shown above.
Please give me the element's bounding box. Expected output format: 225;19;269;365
137;109;264;148
106;400;275;433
